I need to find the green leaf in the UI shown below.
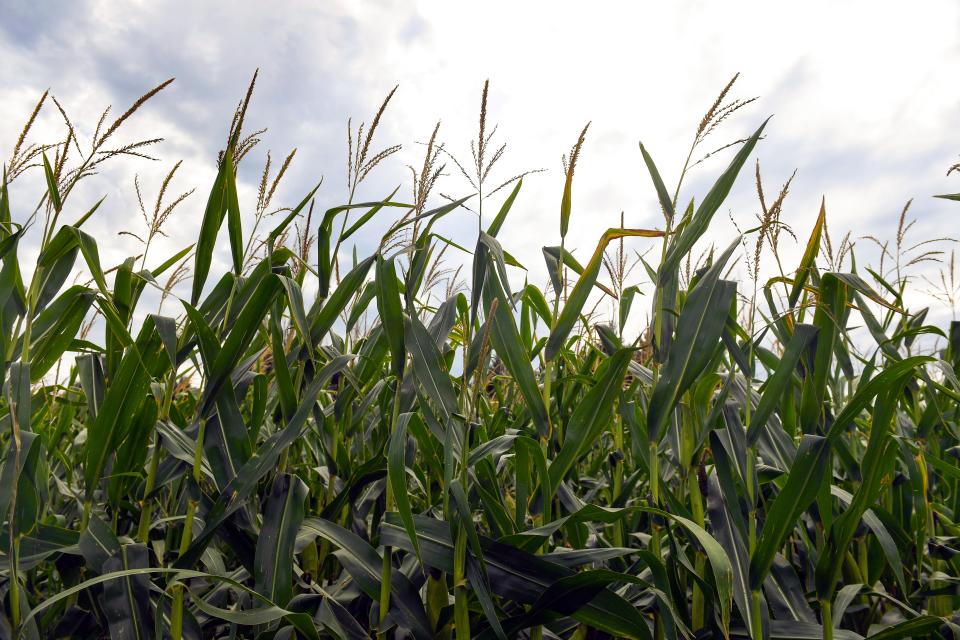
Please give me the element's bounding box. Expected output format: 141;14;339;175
0;168;11;235
866;616;945;640
267;181;323;245
638;142;675;219
0;430;42;540
300;517;433;640
647;241;738;442
404;313;457;422
497;569;648;637
449;478;508;640
200;272;281;415
546;228;664;361
830;486;906;596
746;324;818;445
192;151;234;304
661;118;769;275
316;197;411;298
151;243;194;278
619;284;641;333
78;512;121;573
255;473;308;606
652;507;734;637
815;387;900;599
41;152;62;213
482;263;550;437
277;276;312;353
548;348;634;492
310;255;375;345
84;317;168;498
175;355;351;568
20;567;320;640
800;272;846;429
340;188;404;242
108;399;158;506
376;255;405;379
787;199;825;312
826;355;931;443
471;179;523;323
381;514;652;640
101;544;154;640
707;473;755;638
184;588;319;640
19;285;95;382
389;413;421;564
750;434;831;588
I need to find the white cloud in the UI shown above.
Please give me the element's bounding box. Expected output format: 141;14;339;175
2;0;958;334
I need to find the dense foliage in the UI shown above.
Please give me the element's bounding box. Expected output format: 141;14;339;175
2;74;960;640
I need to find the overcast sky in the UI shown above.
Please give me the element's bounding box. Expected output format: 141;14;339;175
2;0;959;331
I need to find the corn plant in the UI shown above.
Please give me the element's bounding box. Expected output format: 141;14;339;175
2;73;960;640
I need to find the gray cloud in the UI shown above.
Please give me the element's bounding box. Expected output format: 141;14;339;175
2;0;959;337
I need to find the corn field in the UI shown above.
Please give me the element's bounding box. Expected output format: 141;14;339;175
2;73;960;640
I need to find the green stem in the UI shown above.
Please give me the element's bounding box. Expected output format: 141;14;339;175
6;389;24;633
379;378;405;638
80;500;91;529
747;447;757;551
649;440;663;640
192;420;205;485
821;599;833;640
137;434;162;543
688;472;706;629
612;402;624;549
650;440;661;554
9;533;21;632
751;589;763;640
453;526;470;640
378;536;393;638
139;377;174;543
171;499;197;640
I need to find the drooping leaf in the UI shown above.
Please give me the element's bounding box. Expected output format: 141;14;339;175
546;228;664;361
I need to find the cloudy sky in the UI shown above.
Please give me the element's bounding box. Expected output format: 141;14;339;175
2;0;959;331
